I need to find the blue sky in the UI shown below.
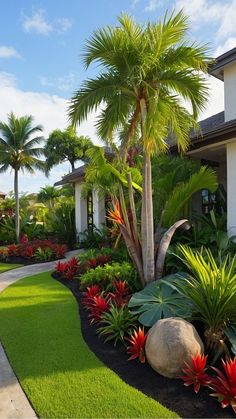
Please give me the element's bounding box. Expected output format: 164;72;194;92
0;0;235;193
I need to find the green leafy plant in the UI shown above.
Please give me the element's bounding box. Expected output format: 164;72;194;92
79;262;140;291
128;274;191;327
34;247;53;262
49;200;76;246
168;245;236;356
97;303;137;345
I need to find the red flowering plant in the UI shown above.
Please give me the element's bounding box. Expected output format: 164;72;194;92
55;261;68;274
88;294;111;324
87;254;112;270
7;244;19;257
20;234;28;244
82;285;100;309
55;257;79;280
210;358;236;412
109;280;131;307
127;327;147;363
181;353;211;394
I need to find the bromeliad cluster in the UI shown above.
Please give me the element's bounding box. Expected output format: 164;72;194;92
55;257;80;280
181;353;236;413
0;240;67;262
82;281;147;362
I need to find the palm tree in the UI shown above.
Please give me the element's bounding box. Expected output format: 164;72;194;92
69;11;212;284
0;113;45;242
37;185;61;208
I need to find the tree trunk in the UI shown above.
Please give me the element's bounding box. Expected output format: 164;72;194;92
14;169;20;243
155;219;190;280
140;99;155;283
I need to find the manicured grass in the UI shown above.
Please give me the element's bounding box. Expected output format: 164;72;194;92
0;263;22;273
0;272;178;418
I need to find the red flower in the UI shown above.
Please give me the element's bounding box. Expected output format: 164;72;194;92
88;294;110;323
210;358;236;412
82;285;100;308
181;353;211;394
7;244;19;257
20;234;28;244
107;201;124;226
127;327;147;363
55;261;68;274
54;244;67;259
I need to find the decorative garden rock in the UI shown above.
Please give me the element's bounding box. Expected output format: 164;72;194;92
145;317;204;378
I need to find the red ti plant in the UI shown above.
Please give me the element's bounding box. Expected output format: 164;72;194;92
88;294;110;324
127;327;147;363
82;285;100;309
181;353;211;394
210;358;236;413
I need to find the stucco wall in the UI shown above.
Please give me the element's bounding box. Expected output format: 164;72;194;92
224;62;236;122
227;140;236;236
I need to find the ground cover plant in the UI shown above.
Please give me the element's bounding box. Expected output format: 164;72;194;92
0;271;176;418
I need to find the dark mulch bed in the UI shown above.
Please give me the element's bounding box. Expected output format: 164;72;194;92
2;256;64;265
53;273;234;418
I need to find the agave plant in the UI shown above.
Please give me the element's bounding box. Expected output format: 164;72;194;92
168;245;236;356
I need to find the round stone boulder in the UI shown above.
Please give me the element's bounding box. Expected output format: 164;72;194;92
145;317;204;378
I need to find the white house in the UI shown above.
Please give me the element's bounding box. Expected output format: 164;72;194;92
56;47;236;237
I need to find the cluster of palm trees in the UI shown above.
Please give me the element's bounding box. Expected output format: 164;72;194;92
68;10;213;285
0;10;213;284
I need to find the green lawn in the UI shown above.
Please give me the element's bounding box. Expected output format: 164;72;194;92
0;263;22;273
0;272;178;418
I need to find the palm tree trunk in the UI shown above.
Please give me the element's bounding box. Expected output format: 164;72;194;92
140;99;155;283
14;168;20;243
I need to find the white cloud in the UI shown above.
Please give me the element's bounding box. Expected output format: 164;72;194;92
0;46;21;59
175;0;236;41
0;72;100;193
56;18;73;34
215;37;236;56
145;0;160;11
22;9;72;36
22;9;53;35
40;73;77;92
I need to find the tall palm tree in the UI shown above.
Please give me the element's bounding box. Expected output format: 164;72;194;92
37;185;61;208
69;11;212;284
0;113;45;242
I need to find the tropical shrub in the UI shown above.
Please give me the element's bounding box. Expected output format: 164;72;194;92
127;327;147;363
98;303;137;346
78;226;111;249
87;254;112;269
128;274;191;327
79;262;140;291
168;245;236;354
49;200;76;246
34;247;53;262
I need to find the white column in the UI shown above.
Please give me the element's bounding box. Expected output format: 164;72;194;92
75;182;87;234
224;62;236;122
92;190;106;229
227;141;236;236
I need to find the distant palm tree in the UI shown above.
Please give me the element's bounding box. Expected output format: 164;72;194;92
69;11;211;284
0;113;45;242
37;185;61;208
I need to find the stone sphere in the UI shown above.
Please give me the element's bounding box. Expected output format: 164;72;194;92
145;317;204;378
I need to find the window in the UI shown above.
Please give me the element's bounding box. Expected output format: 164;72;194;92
201;189;217;214
87;192;93;230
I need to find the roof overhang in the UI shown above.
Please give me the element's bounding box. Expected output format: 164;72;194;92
209;47;236;81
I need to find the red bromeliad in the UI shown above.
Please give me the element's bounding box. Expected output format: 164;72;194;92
109;280;131;307
127;327;147;363
88;294;110;323
181;353;211;394
210;358;236;412
55;261;68;274
82;285;100;309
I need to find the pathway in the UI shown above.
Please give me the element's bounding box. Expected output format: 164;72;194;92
0;250;80;418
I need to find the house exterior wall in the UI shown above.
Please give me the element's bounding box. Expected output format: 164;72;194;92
226;140;236;236
224;62;236;122
75;181;106;235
